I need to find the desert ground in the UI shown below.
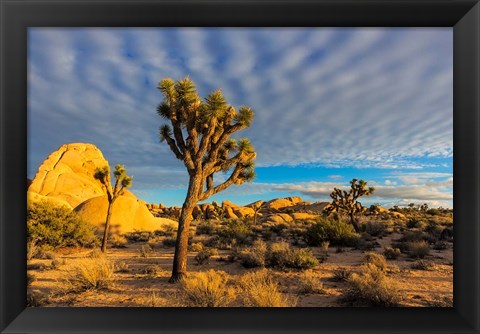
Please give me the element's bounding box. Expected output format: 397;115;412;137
27;201;453;308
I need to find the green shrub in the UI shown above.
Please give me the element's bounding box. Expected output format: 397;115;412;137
411;259;435;270
195;221;217;235
218;219;253;245
239;240;267;268
344;263;402;306
194;248;218;265
162;237;177;248
266;242;319;270
304;218;358;247
383;247;401;260
406;240;430;258
27;200;98;248
362;221;387;237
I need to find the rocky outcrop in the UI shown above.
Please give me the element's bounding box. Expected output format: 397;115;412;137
265;197;303;211
74;193;174;233
29;142;174;233
28;143;108;209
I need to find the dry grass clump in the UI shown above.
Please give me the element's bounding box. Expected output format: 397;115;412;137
139;245;153;258
179;270;234;307
406;240;430;259
332;268;352;282
344;263;402;307
114;261;130;273
189;242;204;252
240;269;297;307
27;239;38;261
67;255;114;291
362;252;388;272
298;270;326;294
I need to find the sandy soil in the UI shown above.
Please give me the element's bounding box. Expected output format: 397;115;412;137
28;231;453;307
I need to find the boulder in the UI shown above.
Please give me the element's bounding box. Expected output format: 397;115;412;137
74;194;176;233
265;213;294;224
224;206;238;219
291;212;319;221
28;143;108;208
232;206;255;218
265;197;303;211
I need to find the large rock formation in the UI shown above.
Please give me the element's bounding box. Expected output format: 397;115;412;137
74;191;172;233
29;142;175;232
28;143;108;209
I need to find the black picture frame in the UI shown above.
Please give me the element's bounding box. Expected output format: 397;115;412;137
1;0;479;333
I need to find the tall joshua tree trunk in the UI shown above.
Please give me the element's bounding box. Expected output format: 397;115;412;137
349;211;361;233
101;199;115;253
169;174;201;282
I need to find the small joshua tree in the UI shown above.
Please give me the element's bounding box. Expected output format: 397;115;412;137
94;165;132;253
157;76;256;282
324;179;375;233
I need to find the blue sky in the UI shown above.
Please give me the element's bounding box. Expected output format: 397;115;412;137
28;28;453;208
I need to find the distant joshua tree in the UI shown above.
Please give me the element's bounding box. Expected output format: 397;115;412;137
325;178;375;233
157;76;256;282
94;165;132;253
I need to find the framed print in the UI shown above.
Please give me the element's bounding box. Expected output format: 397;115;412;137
1;0;479;333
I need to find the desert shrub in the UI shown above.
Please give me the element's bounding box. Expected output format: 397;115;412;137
179;270;234;307
406;218;426;229
298;270;325;294
411;259;435;270
141;265;166;278
427;295;453;307
162;237;177;248
27;200;98;248
194;248;218;265
26;239;39;261
147;236;163;249
363;221;387;237
50;258;65;269
68;255;114;291
406;240;430;258
304;218;359;247
189;242;204;252
195;221;217;235
238;240;267;268
362;252;388;271
332;268;352;282
218;219;253;245
344;263;402;306
139;244;153;258
27;290;47;307
400;231;427;243
27;273;36;287
426;208;442;216
239;269;296;307
114;261;130;273
266;242;319;270
383;247;401;260
433;241;448;250
109;234;128;248
270;222;289;235
125;231;153;242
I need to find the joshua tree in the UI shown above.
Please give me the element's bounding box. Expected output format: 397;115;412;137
157;76;256;282
324;178;375;233
94;165;132;253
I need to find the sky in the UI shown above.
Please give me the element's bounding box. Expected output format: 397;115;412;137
28;28;453;208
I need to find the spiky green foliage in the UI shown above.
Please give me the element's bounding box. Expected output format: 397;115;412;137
324;179;375;232
157;76;256;201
